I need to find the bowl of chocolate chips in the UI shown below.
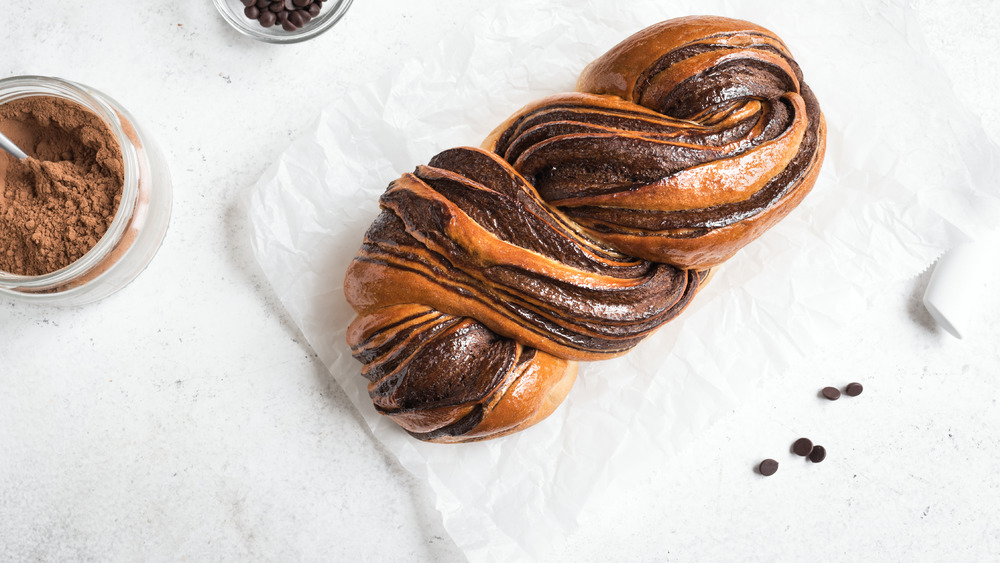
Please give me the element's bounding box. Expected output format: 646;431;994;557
214;0;353;44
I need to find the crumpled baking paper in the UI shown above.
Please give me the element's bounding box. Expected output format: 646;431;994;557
245;1;1000;560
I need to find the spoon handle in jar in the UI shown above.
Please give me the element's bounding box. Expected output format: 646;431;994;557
0;131;29;160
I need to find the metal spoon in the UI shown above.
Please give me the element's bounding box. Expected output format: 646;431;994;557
0;131;29;160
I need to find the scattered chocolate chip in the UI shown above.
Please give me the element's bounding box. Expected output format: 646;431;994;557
758;459;779;476
792;437;814;456
845;382;863;397
808;445;827;463
821;386;841;401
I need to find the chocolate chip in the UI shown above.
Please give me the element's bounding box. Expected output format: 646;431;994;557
845;382;863;397
241;0;255;6
293;0;310;6
808;445;827;463
244;6;260;18
288;10;306;27
307;2;321;16
792;437;813;456
821;386;841;401
758;459;779;476
258;11;277;27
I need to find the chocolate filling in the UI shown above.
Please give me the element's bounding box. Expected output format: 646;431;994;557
489;45;821;236
369;318;516;410
356;147;706;355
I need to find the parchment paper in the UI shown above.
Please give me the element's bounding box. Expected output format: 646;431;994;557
245;1;1000;560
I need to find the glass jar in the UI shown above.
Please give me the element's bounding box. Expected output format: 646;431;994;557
0;76;172;306
214;0;353;44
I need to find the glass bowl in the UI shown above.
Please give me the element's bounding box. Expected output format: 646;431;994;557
214;0;353;44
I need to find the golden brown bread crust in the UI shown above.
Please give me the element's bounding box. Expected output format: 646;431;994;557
344;16;825;442
348;304;577;443
575;16;790;103
344;148;707;362
487;16;826;269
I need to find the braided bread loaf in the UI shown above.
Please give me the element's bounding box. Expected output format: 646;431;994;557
345;16;826;443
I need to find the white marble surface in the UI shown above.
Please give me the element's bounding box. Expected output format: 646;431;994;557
1;1;998;561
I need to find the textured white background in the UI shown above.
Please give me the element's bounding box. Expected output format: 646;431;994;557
1;1;998;561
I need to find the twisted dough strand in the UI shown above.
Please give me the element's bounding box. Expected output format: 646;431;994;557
344;16;825;442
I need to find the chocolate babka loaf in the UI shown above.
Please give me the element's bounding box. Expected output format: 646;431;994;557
344;16;826;443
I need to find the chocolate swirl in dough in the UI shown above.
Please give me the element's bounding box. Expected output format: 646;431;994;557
344;16;826;442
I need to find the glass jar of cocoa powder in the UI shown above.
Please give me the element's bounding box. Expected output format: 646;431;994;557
0;76;171;306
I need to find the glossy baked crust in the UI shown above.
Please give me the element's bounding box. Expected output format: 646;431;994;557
345;16;825;442
486;16;826;269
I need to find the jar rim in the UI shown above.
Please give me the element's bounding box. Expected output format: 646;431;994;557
0;75;140;289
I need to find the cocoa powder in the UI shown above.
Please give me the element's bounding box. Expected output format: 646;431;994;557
0;96;124;276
